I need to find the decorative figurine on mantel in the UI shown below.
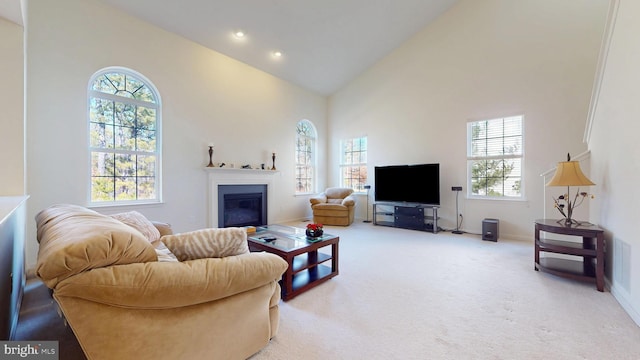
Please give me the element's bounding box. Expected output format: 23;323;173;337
271;152;277;170
206;144;214;167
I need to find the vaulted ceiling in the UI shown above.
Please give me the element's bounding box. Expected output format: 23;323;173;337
1;0;460;95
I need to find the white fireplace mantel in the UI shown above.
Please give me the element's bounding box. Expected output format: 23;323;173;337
205;168;280;227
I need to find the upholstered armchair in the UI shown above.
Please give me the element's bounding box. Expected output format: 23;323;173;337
35;204;288;360
309;187;356;226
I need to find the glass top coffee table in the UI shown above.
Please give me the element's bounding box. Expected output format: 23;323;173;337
247;225;339;301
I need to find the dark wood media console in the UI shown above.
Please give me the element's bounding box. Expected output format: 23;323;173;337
373;203;439;233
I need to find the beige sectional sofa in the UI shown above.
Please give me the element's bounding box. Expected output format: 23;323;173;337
35;204;288;360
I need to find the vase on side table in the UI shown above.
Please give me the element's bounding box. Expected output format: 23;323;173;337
306;229;323;238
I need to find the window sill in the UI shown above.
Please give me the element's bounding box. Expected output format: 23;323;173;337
467;196;528;203
88;200;164;209
295;192;315;197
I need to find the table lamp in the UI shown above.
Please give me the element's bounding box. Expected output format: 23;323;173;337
546;153;595;225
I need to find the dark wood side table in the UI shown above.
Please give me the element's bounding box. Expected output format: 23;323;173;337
534;219;605;292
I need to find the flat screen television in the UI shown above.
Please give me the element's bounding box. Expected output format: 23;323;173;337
374;163;440;205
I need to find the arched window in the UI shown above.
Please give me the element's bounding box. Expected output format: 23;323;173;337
88;68;161;205
295;120;317;194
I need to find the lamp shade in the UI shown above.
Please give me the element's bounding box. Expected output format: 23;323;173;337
546;161;595;187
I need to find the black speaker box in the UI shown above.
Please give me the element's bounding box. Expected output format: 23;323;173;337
482;218;499;242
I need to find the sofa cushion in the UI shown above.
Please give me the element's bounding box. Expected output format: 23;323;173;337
162;228;249;261
312;203;349;211
311;204;350;217
53;253;288;308
153;241;179;262
309;194;327;205
35;204;158;288
109;211;179;261
325;187;354;199
110;211;161;243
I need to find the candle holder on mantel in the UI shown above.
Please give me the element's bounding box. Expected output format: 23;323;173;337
271;152;277;170
207;146;214;167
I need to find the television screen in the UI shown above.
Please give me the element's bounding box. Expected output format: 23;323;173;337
374;164;440;205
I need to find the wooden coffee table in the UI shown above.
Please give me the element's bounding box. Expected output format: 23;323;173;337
247;225;339;301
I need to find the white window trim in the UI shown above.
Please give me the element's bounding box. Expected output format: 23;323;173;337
295;120;317;195
466;115;524;200
339;136;368;193
87;67;162;207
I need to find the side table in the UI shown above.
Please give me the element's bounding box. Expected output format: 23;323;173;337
534;219;605;292
247;225;339;301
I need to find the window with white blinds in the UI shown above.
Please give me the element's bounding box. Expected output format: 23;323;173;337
340;136;367;192
467;115;523;198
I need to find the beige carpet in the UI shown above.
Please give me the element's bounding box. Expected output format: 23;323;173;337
251;221;640;360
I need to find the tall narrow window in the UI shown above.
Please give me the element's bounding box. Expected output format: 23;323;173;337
467;115;523;198
295;120;316;193
340;136;367;192
88;68;161;205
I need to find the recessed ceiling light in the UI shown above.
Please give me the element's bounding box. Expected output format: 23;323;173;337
233;30;246;39
271;51;283;58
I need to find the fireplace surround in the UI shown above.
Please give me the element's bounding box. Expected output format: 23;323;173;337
206;168;279;228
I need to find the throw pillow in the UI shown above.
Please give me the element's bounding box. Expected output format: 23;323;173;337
110;211;161;244
161;227;249;261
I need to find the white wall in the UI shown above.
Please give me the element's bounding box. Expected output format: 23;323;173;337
329;0;609;239
23;0;327;266
0;18;24;195
588;0;640;325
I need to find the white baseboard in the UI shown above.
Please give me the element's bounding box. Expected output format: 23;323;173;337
610;282;640;327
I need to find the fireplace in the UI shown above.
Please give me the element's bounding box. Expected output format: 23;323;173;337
206;168;278;228
218;185;267;227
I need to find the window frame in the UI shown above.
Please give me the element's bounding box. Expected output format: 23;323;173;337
466;115;524;200
340;136;368;193
87;67;162;207
295;119;317;195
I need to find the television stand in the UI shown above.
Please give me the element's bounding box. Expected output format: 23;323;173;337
373;203;439;233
